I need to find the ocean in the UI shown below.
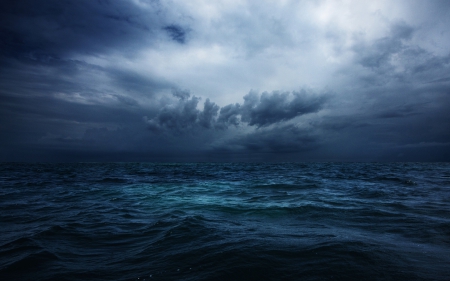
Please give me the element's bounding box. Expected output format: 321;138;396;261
1;162;449;280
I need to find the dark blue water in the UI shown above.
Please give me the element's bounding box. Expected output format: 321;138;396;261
1;163;449;281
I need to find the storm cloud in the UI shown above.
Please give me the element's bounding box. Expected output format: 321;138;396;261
1;0;449;162
212;124;319;153
144;89;329;133
144;89;220;133
0;0;171;60
240;90;329;127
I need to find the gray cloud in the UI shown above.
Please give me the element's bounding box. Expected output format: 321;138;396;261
210;124;320;159
0;0;184;159
144;89;219;133
354;22;414;70
217;103;241;129
374;103;420;119
352;21;450;85
107;68;172;96
172;88;191;100
1;1;450;162
390;22;414;41
164;24;189;44
240;90;329;127
0;0;168;60
144;89;329;133
199;98;220;129
0;0;181;104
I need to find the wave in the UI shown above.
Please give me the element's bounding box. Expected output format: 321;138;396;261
1;162;450;281
250;183;319;190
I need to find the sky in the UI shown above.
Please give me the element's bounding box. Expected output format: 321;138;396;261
1;0;449;162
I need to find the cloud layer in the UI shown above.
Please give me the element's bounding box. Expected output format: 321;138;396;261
144;88;328;134
1;0;449;161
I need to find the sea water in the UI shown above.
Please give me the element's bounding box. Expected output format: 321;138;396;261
1;162;449;280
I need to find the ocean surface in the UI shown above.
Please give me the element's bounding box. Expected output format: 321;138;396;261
1;162;450;281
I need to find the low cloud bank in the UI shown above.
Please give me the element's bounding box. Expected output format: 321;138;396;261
144;88;329;133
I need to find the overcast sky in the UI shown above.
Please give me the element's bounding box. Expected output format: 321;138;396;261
1;0;449;162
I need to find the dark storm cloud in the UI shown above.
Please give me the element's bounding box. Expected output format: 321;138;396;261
308;80;450;161
0;0;167;60
353;21;450;78
0;0;185;105
354;22;414;70
211;124;319;154
144;89;219;133
1;1;449;162
145;96;200;132
198;99;220;129
375;103;420;119
216;103;241;129
172;88;191;100
145;89;329;133
163;25;188;44
0;0;194;162
0;59;148;122
240;90;329;127
0;0;182;101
